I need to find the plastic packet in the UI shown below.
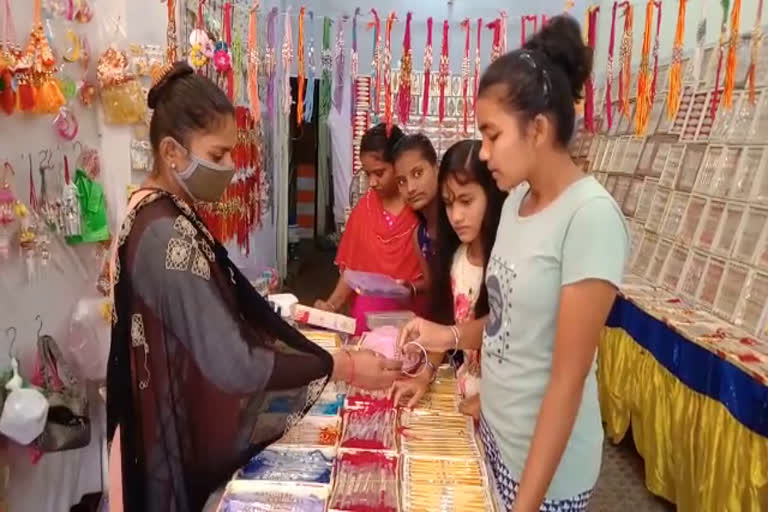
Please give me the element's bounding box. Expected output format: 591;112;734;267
342;270;409;298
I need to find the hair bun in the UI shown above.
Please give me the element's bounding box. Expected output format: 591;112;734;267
524;14;593;100
147;61;195;109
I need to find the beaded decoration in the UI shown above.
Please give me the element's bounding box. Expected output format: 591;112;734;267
319;16;332;120
264;7;278;120
165;0;177;63
333;14;346;113
0;0;18;115
473;18;482;119
396;12;413;125
188;0;213;71
460;19;471;135
667;0;686;120
296;6;305;125
618;2;633;119
383;12;396;135
711;0;731;120
722;0;741;109
437;20;449;125
303;11;316;123
422;17;433;123
97;45;147;124
635;1;653;135
351;8;360;122
605;1;618;131
281;8;292;115
247;0;260;122
368;9;382;122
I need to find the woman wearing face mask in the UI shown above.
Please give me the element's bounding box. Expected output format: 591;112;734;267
398;16;628;512
391;140;505;417
107;63;402;512
315;123;424;334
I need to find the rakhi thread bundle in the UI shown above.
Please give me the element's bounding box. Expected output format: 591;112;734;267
263;8;278;120
247;1;260;122
319;16;332;120
499;10;508;54
351;8;360;122
422;17;433;123
635;1;655;135
303;11;316;123
368;9;382;122
584;6;599;133
333;14;346;113
605;2;619;131
650;1;662;102
276;416;340;446
711;0;731;120
221;491;326;512
281;9;292;115
396;11;413;125
618;2;633;120
460;18;471;134
330;451;398;512
437;20;450;125
383;11;396;134
747;0;764;104
488;18;501;62
402;456;492;512
341;404;396;450
296;7;306;125
520;14;538;46
473;18;482;119
667;0;687;120
723;0;742;109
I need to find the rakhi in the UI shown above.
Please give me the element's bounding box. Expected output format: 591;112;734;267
396;11;413;125
488;18;501;63
54;106;78;140
296;7;305;125
460;19;471;134
264;7;278;120
650;1;662;102
584;6;599;133
351;8;360;122
605;2;618;131
438;19;449;125
500;10;508;54
0;0;18;115
281;8;292;115
635;1;653;135
319;16;332;120
165;0;177;63
747;0;763;104
333;14;346;113
473;18;482;119
383;11;396;135
520;14;538;46
618;2;633;119
218;2;234;99
711;0;730;120
422;17;433;122
247;0;260;122
667;0;686;120
722;0;741;109
303;11;316;123
188;0;212;71
368;9;382;120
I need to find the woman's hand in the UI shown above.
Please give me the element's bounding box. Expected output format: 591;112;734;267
399;317;455;353
389;369;432;408
348;349;402;390
458;394;481;420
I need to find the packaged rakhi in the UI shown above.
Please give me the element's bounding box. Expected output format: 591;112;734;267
275;415;341;447
345;387;393;408
341;404;396;451
329;451;399;512
237;447;335;484
219;481;328;512
401;456;493;512
398;411;479;459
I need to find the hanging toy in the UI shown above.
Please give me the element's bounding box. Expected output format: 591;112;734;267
368;9;382;121
54;106;79;140
15;179;39;283
60;156;81;238
214;3;234;100
188;0;213;71
0;162;18;259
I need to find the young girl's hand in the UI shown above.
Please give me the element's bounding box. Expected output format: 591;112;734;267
458;394;481;420
389;370;432;408
398;317;455;352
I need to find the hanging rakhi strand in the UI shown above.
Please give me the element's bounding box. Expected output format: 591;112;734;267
650;1;662;102
319;16;332;120
166;0;178;63
422;17;433;123
368;9;381;121
520;15;538;46
303;11;316;122
460;19;471;134
296;7;306;125
396;12;413;125
605;2;618;131
223;2;234;99
351;8;360;120
584;6;599;133
667;0;686;120
437;20;450;126
281;8;292;115
618;2;633;119
247;0;260;122
333;15;346;113
711;0;731;120
722;0;741;109
473;18;482;119
383;12;396;135
747;0;764;103
635;0;654;134
264;7;278;120
488;19;501;62
499;11;508;54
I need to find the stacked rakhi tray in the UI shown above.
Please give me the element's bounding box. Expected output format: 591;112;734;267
329;450;400;512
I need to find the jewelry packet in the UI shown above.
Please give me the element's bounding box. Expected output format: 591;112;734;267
340;404;396;451
329;451;399;512
237;447;335;484
219;481;328;512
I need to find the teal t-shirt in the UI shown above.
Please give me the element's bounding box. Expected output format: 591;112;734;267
481;176;628;500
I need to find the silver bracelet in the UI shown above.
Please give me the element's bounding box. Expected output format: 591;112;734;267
449;325;460;355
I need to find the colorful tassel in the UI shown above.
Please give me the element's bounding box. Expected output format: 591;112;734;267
667;0;686;120
247;0;260;122
635;1;654;135
723;0;741;109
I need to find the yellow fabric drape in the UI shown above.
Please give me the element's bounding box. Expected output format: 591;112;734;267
598;328;768;512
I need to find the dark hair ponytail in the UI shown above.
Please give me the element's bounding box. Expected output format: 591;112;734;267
360;123;405;163
148;61;235;153
478;14;592;146
429;140;507;325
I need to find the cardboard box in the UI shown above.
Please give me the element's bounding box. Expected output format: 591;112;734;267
292;304;356;335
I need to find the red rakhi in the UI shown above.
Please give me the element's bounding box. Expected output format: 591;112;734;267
605;1;618;130
383;12;397;135
397;12;413;125
584;7;600;133
437;20;449;125
460;19;471;134
473;18;482;118
499;10;508;54
422;17;433;122
368;9;382;116
488;18;501;62
520;15;538;46
223;2;234;99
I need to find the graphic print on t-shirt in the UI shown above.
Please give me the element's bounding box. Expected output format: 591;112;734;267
484;254;516;363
